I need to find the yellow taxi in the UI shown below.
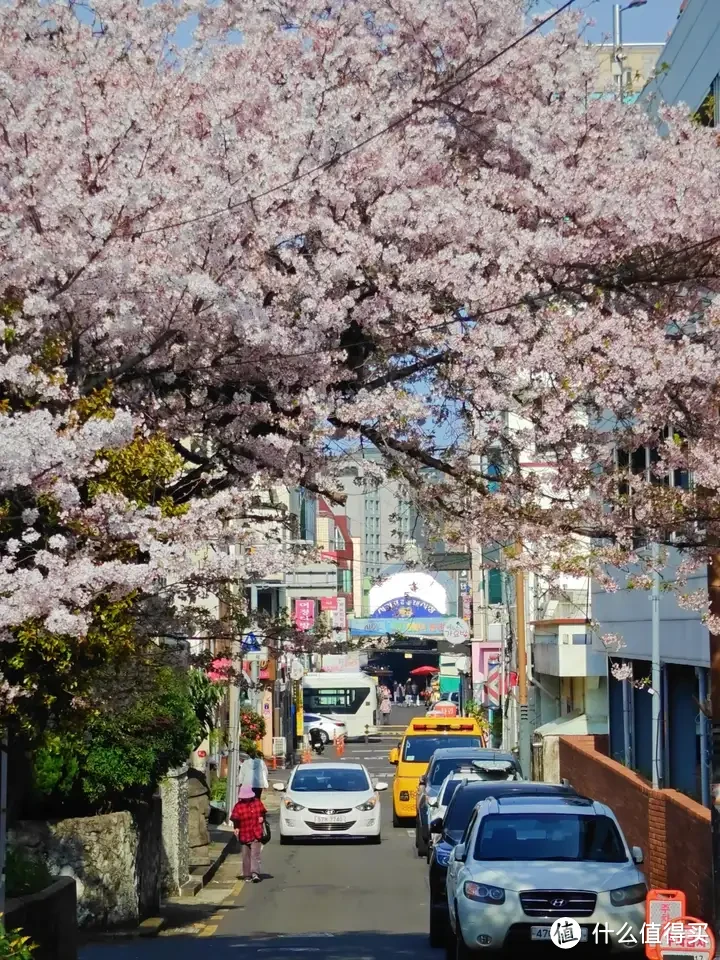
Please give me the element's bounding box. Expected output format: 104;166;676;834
388;715;485;825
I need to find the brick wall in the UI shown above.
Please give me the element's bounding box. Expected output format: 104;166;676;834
559;736;711;919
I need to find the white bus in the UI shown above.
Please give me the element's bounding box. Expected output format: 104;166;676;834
302;672;379;740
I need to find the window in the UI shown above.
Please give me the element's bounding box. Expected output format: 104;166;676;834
305;687;371;715
402;735;483;763
488;569;503;605
473;813;626;863
337;568;352;594
334;526;345;551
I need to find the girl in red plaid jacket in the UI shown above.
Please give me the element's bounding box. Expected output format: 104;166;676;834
231;784;267;882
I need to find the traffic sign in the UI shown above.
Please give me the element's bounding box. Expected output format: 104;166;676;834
657;916;714;960
290;658;305;681
242;631;261;651
646;891;687;960
443;617;470;645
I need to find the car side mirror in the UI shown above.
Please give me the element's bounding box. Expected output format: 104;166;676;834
389;748;399;765
430;818;444;835
453;843;466;862
631;846;644;864
375;782;389;791
273;782;285;792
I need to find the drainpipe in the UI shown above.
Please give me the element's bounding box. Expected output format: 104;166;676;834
698;666;711;808
622;677;632;766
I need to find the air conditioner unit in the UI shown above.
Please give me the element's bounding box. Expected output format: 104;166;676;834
272;737;286;757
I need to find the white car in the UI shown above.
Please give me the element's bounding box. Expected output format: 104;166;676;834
275;762;388;844
446;794;647;957
303;713;347;744
426;771;487;859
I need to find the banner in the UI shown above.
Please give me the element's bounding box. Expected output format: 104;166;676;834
334;596;347;630
294;598;315;631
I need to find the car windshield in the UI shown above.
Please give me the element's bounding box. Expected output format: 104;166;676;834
473;813;627;863
291;768;370;792
403;735;483;762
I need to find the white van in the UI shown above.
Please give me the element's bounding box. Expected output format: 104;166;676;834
302;672;378;740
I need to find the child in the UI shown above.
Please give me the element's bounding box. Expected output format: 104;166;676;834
230;784;267;882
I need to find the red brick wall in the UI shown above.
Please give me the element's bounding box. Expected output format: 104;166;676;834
558;736;711;919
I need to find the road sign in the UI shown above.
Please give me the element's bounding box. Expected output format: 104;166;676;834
443;617;470;645
646;891;687;960
657;916;714;960
290;658;305;681
242;631;261;651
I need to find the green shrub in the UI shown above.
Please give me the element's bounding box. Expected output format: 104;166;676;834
238;736;260;758
6;848;53;898
210;777;227;802
31;666;200;813
0;930;36;960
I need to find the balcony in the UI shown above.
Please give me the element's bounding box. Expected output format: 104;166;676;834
532;631;607;678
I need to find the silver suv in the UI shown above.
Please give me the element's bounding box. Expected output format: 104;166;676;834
445;794;646;956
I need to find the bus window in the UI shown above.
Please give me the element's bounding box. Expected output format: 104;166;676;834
305;687;371;715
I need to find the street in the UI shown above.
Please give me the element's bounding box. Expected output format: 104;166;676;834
81;723;435;960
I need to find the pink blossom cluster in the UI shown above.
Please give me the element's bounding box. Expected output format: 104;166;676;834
0;0;719;643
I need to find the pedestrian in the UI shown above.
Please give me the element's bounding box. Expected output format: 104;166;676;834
380;694;392;725
397;682;405;704
231;784;267;883
239;744;269;799
411;682;419;705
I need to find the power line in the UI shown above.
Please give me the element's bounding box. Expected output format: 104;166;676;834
140;0;578;236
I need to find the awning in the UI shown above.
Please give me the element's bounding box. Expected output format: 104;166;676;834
533;712;608;737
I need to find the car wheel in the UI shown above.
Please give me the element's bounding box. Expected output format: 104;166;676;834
367;834;382;844
319;729;330;744
429;908;446;948
393;810;402;827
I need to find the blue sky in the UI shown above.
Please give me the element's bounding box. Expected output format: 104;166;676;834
535;0;679;43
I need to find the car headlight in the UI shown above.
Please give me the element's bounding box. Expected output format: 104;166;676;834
283;798;305;811
610;882;647;906
435;847;451;867
357;796;378;811
463;882;505;904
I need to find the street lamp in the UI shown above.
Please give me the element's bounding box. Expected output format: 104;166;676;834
612;1;648;103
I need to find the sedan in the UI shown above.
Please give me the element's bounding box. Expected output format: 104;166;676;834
275;762;388;844
303;713;347;744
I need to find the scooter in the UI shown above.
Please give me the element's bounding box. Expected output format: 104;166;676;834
309;728;325;755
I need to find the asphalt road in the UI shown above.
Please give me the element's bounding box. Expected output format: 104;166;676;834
81;707;436;960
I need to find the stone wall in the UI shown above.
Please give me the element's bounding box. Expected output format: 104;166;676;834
11;802;162;930
159;765;190;897
559;735;711;919
6;877;77;960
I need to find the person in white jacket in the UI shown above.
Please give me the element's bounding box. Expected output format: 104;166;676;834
238;746;269;799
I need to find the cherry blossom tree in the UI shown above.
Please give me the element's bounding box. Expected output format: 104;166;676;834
2;0;720;684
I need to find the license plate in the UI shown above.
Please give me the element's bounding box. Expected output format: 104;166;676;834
314;815;346;824
530;927;588;943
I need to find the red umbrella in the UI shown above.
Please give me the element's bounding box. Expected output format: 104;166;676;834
409;665;440;676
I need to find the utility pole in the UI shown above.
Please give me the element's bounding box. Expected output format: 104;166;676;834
612;4;623;104
225;637;241;820
707;551;720;939
651;542;662;789
514;546;531;779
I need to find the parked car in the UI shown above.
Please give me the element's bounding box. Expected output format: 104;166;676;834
416;749;521;858
303;713;346;744
275;762;388;844
445;794;647;957
428;781;578;947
